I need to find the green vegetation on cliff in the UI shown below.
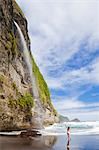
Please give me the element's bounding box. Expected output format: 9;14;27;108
31;55;57;115
0;74;4;93
5;31;18;57
13;0;25;17
17;93;34;109
8;93;34;109
0;74;5;83
8;93;34;123
31;57;50;104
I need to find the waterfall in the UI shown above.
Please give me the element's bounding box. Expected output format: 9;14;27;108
14;21;39;99
14;21;44;128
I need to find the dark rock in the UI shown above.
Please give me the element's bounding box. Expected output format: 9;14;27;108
20;130;41;138
59;115;69;123
71;118;80;122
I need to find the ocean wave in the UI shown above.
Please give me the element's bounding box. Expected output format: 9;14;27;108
40;121;99;136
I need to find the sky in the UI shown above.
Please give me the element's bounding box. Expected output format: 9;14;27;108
16;0;99;121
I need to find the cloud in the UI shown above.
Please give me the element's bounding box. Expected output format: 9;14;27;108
53;97;99;121
53;96;99;110
45;57;99;91
53;98;85;110
92;93;99;97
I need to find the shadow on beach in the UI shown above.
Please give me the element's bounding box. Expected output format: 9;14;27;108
0;135;57;150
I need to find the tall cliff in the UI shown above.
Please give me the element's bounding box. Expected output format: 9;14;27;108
0;0;58;131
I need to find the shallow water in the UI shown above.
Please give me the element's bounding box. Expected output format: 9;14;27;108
0;135;99;150
53;135;99;150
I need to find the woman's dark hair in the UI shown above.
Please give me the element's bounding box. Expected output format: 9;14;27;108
67;127;70;130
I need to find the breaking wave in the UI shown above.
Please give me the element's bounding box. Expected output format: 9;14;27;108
41;121;99;136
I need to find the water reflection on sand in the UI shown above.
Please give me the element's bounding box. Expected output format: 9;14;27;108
66;139;70;150
0;135;57;150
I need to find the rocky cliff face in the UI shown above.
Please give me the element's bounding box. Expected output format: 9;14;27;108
0;0;58;131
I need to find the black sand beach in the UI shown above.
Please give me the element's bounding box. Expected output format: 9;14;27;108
0;134;99;150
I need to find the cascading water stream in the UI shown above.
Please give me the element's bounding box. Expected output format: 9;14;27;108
14;21;39;98
14;21;44;128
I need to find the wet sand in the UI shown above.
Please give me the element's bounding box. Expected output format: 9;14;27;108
0;135;57;150
0;134;99;150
